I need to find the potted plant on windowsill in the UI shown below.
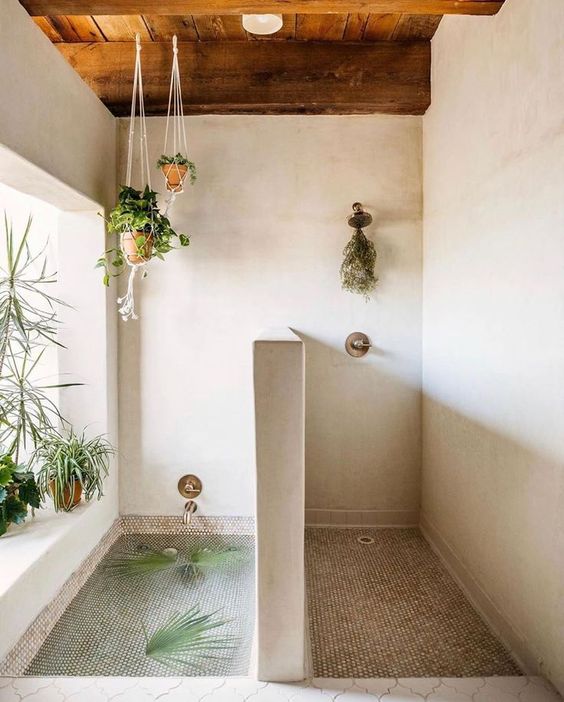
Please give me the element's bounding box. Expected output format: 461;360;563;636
33;430;114;512
97;185;190;286
157;153;197;192
0;454;41;536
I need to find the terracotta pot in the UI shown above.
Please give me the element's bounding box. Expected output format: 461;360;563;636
161;163;188;192
49;479;83;511
122;230;154;264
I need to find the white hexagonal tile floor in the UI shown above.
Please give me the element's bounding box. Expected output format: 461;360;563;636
0;677;561;702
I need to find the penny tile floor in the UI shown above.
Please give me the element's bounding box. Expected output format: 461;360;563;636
306;528;520;678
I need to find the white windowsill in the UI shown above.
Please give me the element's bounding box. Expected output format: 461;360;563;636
0;501;94;600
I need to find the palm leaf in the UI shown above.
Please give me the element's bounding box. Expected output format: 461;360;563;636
144;606;236;673
105;548;180;579
187;547;246;576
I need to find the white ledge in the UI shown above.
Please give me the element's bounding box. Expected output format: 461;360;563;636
254;327;303;343
0;498;115;662
0;503;95;600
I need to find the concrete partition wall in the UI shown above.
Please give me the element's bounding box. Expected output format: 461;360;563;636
254;329;305;682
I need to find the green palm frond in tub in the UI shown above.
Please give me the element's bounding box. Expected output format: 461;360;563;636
144;606;236;673
186;547;247;576
105;548;182;579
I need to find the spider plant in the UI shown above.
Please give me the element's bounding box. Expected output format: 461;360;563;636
0;215;75;464
144;606;236;673
33;429;114;511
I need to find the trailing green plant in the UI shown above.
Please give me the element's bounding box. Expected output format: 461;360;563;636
156;153;197;185
106;545;246;581
96;185;190;286
33;429;114;512
0;453;40;536
340;228;377;299
143;606;235;673
0;215;76;468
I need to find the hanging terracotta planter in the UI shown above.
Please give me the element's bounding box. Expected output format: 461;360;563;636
161;163;188;192
49;479;83;511
122;230;154;264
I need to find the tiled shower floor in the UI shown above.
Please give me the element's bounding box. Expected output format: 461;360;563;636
305;527;521;678
25;533;255;677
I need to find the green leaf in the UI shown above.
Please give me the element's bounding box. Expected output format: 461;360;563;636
0;465;14;486
17;475;41;509
103;274;110;287
187;547;246;576
5;494;28;524
144;606;236;674
105;548;180;579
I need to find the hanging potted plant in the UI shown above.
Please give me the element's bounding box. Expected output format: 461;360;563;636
157;153;197;193
97;185;190;286
33;430;114;512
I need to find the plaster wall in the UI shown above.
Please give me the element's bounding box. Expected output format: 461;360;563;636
0;0;118;661
117;115;423;520
422;0;564;691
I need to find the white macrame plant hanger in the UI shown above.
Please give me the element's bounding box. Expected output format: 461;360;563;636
118;34;187;322
118;33;152;322
162;34;190;203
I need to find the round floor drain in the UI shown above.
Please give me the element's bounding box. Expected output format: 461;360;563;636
357;535;375;545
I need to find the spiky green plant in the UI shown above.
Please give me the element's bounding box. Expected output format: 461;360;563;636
33;429;113;511
187;547;245;576
144;607;235;673
105;548;181;579
0;215;75;463
106;546;246;580
340;228;377;299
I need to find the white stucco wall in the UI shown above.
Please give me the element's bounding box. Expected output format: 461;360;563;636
0;0;116;210
118;115;423;519
422;0;564;692
0;0;118;662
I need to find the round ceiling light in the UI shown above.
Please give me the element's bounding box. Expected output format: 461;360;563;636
242;14;284;35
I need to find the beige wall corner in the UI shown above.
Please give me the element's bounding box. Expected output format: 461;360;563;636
423;0;564;693
254;328;305;682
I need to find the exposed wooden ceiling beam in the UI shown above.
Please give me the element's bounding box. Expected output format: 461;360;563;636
56;40;430;115
21;0;504;17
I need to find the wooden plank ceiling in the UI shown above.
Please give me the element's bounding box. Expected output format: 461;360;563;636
23;1;504;116
33;13;444;43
